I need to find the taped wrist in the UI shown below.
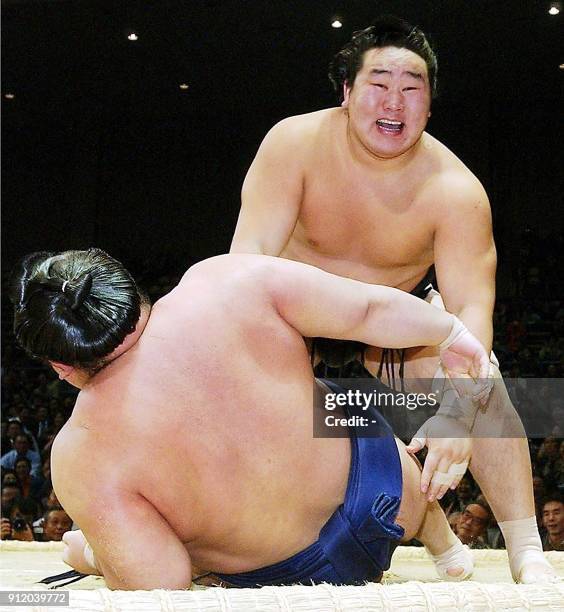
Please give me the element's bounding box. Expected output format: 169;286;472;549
439;315;468;350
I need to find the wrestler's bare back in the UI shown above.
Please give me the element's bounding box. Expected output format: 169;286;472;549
279;108;478;292
52;255;427;577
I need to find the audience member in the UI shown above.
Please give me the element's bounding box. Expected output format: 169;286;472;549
456;501;492;549
41;507;73;542
1;434;41;477
541;493;564;551
14;457;43;501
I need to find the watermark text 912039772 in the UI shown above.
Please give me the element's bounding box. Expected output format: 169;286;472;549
0;591;70;606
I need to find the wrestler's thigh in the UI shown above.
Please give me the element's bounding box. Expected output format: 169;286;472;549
394;438;427;541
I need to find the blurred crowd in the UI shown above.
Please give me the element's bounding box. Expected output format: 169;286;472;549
1;237;562;550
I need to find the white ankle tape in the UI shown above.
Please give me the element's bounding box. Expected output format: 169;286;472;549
498;516;550;582
427;540;473;582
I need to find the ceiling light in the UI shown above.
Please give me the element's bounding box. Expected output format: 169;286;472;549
127;32;138;41
179;83;189;90
4;93;15;99
559;63;564;69
549;3;561;14
331;19;343;29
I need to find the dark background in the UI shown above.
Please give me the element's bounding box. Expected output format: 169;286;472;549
2;0;563;285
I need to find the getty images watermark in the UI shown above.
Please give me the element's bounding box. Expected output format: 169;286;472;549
313;378;564;439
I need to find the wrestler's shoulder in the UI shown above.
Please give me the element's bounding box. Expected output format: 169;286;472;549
176;255;310;308
265;108;338;142
177;254;283;292
421;134;489;208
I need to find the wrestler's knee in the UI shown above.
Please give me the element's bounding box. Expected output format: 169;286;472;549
473;365;526;437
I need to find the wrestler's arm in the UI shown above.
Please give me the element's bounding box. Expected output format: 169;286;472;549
433;173;497;353
230;118;304;255
52;430;192;590
265;258;454;350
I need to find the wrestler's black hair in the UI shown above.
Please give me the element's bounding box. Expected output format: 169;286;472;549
10;248;146;374
328;15;438;102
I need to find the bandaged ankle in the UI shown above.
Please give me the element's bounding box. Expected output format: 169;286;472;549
427;539;473;582
498;516;550;582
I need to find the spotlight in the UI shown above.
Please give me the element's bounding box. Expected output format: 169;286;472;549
4;93;15;99
331;19;343;29
548;3;561;14
127;32;139;41
179;83;189;90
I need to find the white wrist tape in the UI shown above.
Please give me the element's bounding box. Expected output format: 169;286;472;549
439;315;468;350
83;542;100;573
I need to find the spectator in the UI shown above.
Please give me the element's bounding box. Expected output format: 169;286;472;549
42;507;73;542
0;518;12;540
541;493;564;551
533;475;548;527
0;434;41;477
475;493;503;549
1;484;21;516
0;422;10;451
448;511;461;534
0;515;34;542
40;412;68;456
36;458;53;507
9;497;40;539
32;489;62;537
1;470;18;488
537;437;560;487
14;457;43;501
35;405;51;440
443;476;475;516
456;501;492;549
4;420;22;449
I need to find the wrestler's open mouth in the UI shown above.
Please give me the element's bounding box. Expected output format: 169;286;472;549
376;119;404;134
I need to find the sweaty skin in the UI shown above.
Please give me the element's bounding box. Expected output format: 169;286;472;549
52;255;480;590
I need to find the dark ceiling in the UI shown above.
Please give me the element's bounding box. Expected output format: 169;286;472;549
3;1;562;116
2;0;563;270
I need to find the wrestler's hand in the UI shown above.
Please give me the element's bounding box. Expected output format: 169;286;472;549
439;316;492;405
62;529;101;575
406;415;472;502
